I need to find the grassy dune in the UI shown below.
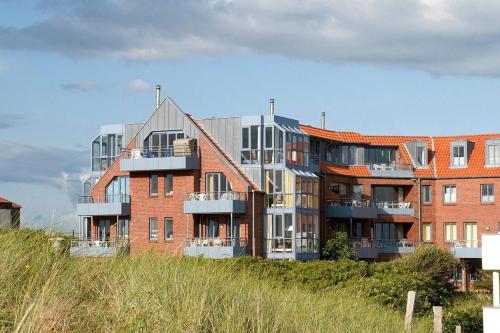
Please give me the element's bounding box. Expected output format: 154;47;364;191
0;229;432;332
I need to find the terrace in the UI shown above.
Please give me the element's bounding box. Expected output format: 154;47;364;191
367;163;414;178
120;139;200;172
349;238;416;258
451;240;482;259
69;238;129;257
375;201;415;215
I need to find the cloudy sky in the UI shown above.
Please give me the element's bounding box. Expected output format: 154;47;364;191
1;0;500;232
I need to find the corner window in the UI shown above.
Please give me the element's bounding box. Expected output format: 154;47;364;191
164;218;173;240
149;218;158;240
422;185;432;204
149;175;158;196
164;174;173;195
481;184;494;203
443;185;456;204
451;143;466;167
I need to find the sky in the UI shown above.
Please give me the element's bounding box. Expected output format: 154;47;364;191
1;0;500;232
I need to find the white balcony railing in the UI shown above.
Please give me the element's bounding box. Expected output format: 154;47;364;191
375;201;414;209
70;238;129;248
185;237;247;247
184;192;247;201
327;199;373;208
452;240;481;248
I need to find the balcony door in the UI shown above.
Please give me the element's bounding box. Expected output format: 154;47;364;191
207;218;219;239
464;223;478;248
97;220;110;241
206;173;231;199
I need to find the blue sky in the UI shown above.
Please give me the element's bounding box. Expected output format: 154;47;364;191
1;0;500;232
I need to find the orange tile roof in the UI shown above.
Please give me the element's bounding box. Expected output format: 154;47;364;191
302;124;500;179
433;135;500;178
0;197;21;208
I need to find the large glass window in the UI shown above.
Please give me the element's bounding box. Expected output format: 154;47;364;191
265;213;295;254
207;219;219;238
443;185;456;204
481;184;494;203
143;131;184;157
105;176;129;203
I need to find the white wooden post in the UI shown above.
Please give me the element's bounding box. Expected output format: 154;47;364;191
433;306;442;333
455;325;462;333
482;234;500;332
404;290;416;331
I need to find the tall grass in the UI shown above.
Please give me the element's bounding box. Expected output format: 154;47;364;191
0;229;432;332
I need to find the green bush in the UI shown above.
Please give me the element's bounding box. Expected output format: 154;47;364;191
402;245;458;282
443;304;482;333
322;232;357;260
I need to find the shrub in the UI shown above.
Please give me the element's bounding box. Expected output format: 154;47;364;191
322;232;356;260
402;245;458;282
443;303;483;333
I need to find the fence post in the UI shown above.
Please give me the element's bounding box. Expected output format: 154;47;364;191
455;325;462;333
404;291;416;331
433;306;443;333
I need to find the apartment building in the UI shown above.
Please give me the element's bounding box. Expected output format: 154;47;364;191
72;89;499;289
0;197;21;229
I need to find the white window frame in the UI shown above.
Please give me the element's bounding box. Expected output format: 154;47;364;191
444;223;457;243
164;217;173;240
481;184;495;203
443;185;456;204
149;218;158;241
422;185;432;204
450;142;467;167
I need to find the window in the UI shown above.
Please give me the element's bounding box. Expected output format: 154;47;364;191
164;218;173;240
422;185;432;204
165;174;173;195
405;141;428;167
149;218;158;240
443;185;456;204
149;175;158;196
206;173;231;198
444;223;457;243
207;219;219;238
105;176;130;203
464;222;478;248
451;143;466;167
352;185;363;199
241;126;260;164
486;140;500;166
143;131;184;157
422;223;432;242
481;184;494;203
118;219;129;239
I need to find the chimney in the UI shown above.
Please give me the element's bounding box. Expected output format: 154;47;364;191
321;112;326;129
269;99;275;116
155;85;161;109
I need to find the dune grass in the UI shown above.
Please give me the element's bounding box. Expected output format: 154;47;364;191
0;229;432;332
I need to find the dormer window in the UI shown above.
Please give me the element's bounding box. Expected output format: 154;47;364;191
450;141;467;167
486;139;500;167
405;141;428;168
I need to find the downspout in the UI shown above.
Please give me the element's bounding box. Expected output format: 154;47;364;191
417;177;421;245
252;189;256;256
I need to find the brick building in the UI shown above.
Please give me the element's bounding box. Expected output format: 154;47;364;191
72;89;499;289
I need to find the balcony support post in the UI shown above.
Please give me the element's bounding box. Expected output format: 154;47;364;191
349;218;353;237
230;212;233;239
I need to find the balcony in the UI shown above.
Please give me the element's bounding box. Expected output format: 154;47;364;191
375;201;415;216
326;199;378;219
368;163;414;178
184;237;247;259
76;195;131;216
350;238;378;259
69;238;129;257
451;240;482;259
120;144;200;172
376;239;416;254
183;192;247;214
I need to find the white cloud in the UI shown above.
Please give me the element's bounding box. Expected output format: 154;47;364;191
127;78;152;92
2;1;500;75
61;80;98;91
